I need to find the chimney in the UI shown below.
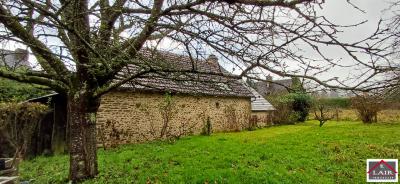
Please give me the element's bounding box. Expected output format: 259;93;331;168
14;49;30;69
206;54;218;66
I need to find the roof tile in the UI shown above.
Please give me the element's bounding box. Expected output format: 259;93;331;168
115;49;252;97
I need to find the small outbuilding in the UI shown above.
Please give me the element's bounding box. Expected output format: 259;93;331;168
248;87;275;127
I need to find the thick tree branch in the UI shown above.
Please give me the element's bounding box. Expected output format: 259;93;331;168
108;0;165;80
94;69;151;98
0;69;68;92
0;5;69;78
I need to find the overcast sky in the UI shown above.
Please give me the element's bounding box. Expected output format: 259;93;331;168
314;0;396;84
185;0;398;85
321;0;393;39
246;0;398;85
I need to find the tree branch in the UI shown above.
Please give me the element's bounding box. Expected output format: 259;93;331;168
0;5;69;78
0;69;68;92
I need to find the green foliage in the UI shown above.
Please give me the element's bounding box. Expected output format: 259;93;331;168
162;92;173;106
0;102;48;119
290;93;312;122
0;78;48;102
290;77;305;92
268;92;312;124
0;102;49;157
317;98;351;109
19;121;400;183
267;95;295;124
245;78;256;89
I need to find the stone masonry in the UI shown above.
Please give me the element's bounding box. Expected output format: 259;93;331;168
250;111;274;127
96;91;251;146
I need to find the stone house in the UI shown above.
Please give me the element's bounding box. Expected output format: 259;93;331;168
26;50;275;151
248;87;275;127
97;50;275;146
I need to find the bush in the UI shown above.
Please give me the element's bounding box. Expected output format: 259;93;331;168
351;95;384;123
267;93;312;124
290;93;312;122
0;102;49;157
267;95;295;124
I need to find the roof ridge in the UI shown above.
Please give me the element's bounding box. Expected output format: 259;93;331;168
115;49;253;97
137;48;238;77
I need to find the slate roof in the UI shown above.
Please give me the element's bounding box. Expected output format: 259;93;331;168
0;49;30;69
255;79;292;96
247;86;275;111
114;49;253;97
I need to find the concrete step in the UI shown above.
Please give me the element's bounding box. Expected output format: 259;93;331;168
0;176;19;184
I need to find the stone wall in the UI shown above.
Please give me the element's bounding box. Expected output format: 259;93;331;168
96;91;251;146
250;111;274;127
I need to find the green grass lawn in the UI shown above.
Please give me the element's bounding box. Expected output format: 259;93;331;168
20;121;400;184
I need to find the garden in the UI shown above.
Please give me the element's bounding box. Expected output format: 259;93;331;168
19;120;400;183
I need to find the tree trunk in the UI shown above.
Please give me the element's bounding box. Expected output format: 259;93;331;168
67;95;99;182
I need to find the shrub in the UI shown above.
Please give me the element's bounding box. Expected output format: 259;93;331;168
201;117;212;136
0;102;49;157
267;93;312;124
290;93;312;122
99;119;124;149
267;95;296;124
351;95;385;123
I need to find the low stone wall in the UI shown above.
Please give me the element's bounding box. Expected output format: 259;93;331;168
250;111;274;127
96;91;251;146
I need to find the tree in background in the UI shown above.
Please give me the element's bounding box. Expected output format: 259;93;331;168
290;77;306;93
290;77;311;122
291;92;312;122
381;1;400;97
268;94;298;125
0;0;395;181
351;94;385;123
312;98;334;127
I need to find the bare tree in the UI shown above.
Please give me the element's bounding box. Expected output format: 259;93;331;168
384;1;400;97
0;0;394;181
351;94;385;123
313;102;333;127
